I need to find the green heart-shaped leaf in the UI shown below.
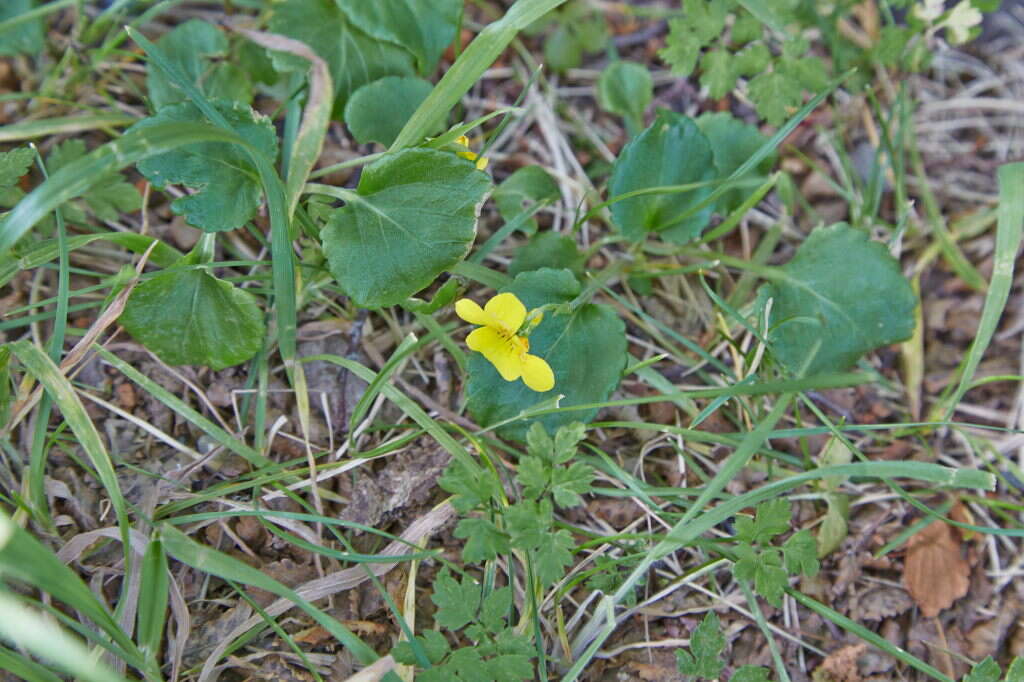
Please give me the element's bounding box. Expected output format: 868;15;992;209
465;269;627;440
269;0;416;117
597;61;653;122
492;166;560;232
0;0;43;57
509;231;585;279
146;19;251;110
340;0;461;74
608;109;715;244
695;111;776;215
322;149;491;308
763;223;917;375
130;100;277;232
344;76;435;147
119;265;265;370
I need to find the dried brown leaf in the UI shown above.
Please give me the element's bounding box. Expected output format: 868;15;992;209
626;662;678;680
293;625;332;646
814;643;866;682
966;593;1021;659
853;587;914;621
902;519;970;618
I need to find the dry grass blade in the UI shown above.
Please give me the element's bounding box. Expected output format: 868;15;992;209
1;2;1021;680
230;26;332;217
198;500;455;681
342;655;398;682
4;241;157;433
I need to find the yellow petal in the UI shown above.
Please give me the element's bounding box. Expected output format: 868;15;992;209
456;135;470;147
484;293;526;331
475;155;489;171
466;328;522;381
466;326;503;353
489;347;523;382
521;354;555;392
455;298;490;326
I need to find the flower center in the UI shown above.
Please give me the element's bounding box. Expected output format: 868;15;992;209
497;326;529;357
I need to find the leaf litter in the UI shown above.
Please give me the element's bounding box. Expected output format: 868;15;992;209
0;1;1023;681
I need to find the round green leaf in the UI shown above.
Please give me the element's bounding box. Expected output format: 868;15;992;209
339;0;461;75
696;111;777;215
130;100;277;233
344;76;435;147
322;149;491;309
203;63;254;107
544;24;582;72
492;165;560;232
145;19;251;110
509;231;585;279
465;269;627;440
269;0;416;118
608;109;715;244
816;494;849;558
763;223;917;376
119;266;265;370
596;61;653;122
0;0;43;57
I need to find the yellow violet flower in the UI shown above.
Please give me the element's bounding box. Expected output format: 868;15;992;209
455;134;489;170
455;293;555;392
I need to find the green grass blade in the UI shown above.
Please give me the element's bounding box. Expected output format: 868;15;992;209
671;461;991;538
0;646;64;682
0;0;76;33
391;0;569;150
0;122;250;253
229;582;326;682
303;354;481;476
525;373;868;415
560;597;616;682
569;435;993;662
0;512;145;670
33;150;69;368
654;71;851;235
7;341;133;576
124;27;301;378
698;172;780;244
0;233;182;288
0;114;136;143
158;523;378;665
570;395;794;661
25;150;71;527
738;579;790;682
942;162;1024;417
787;589;952;681
910;131;987;291
451;261;513;289
136;538;169;668
348;334;419;434
94;347;271;468
0;592;132;682
234;29;333;219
